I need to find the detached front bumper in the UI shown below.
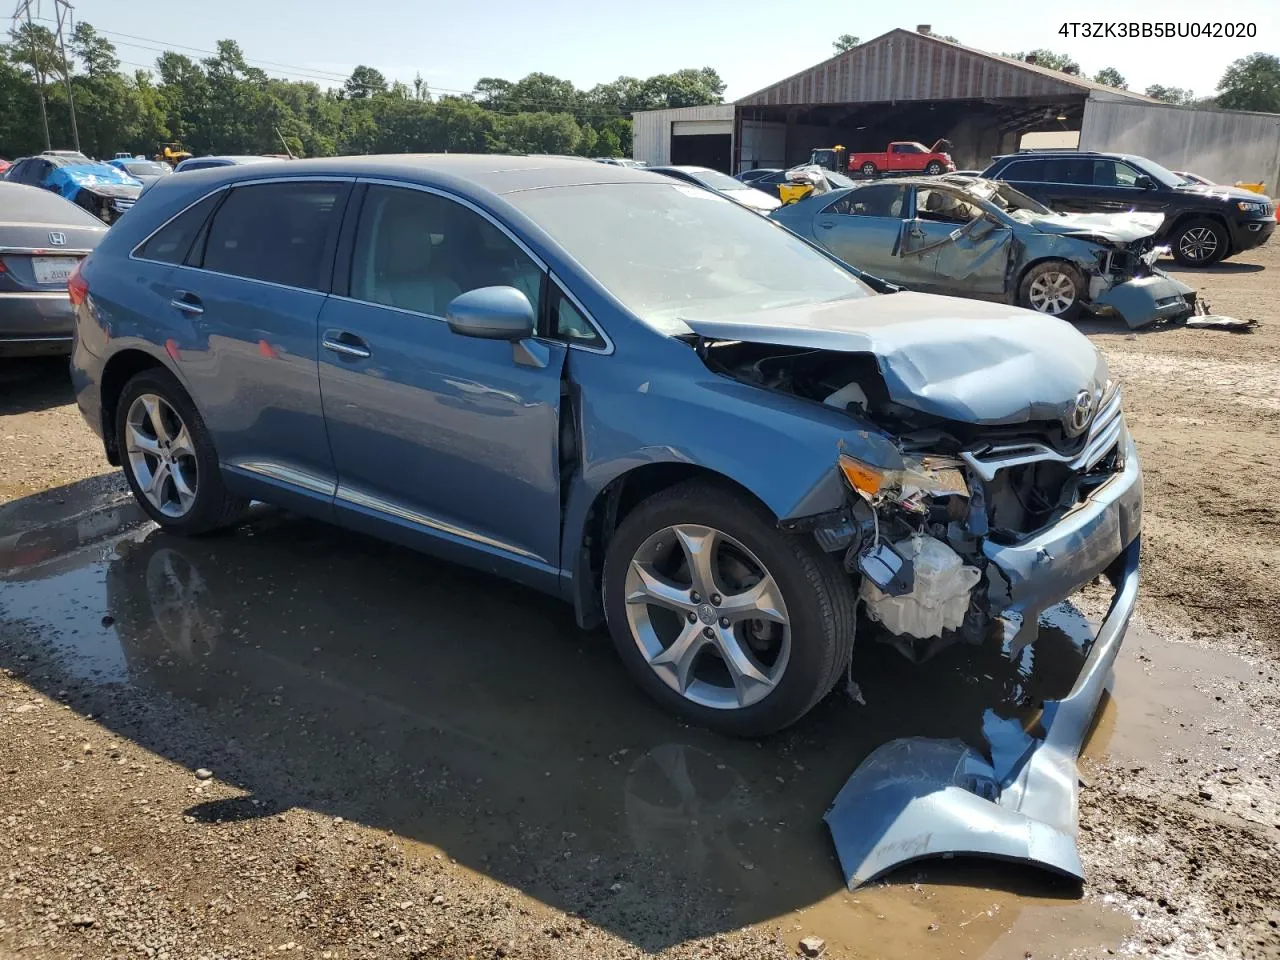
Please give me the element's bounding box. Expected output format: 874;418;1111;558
825;431;1143;889
984;428;1143;656
1092;271;1197;329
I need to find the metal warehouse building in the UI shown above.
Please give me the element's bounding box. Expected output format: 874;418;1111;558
634;26;1280;189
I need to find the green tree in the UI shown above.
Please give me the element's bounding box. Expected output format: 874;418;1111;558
1005;49;1081;74
642;68;725;108
1216;53;1280;112
1144;84;1196;105
344;65;387;99
70;22;118;78
577;122;598;156
833;34;860;54
496;110;580;154
1094;66;1126;89
596;127;622;157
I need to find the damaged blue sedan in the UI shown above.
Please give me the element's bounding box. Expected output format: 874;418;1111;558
71;156;1140;741
772;174;1196;328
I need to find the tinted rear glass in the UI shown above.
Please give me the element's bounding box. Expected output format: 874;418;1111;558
201;182;344;290
998;158;1045;181
134;192;223;264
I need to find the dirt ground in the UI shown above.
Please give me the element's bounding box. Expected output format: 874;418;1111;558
2;244;1280;960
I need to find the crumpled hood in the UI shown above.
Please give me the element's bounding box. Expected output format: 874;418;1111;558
1020;210;1164;243
684;292;1109;425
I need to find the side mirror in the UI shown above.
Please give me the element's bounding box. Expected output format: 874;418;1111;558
445;286;534;341
1134;175;1156;190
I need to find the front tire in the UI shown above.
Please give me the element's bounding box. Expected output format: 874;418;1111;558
602;480;857;737
115;368;248;535
1170;217;1227;266
1019;261;1084;321
924;160;944;175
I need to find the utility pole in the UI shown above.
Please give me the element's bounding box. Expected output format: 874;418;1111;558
52;0;79;153
10;0;78;153
13;0;51;151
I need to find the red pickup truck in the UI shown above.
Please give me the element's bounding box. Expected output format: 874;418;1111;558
848;140;955;178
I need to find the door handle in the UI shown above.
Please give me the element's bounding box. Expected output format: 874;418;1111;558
169;291;203;315
908;228;925;239
322;331;371;359
817;220;835;230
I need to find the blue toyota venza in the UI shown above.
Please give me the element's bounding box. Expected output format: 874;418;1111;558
70;156;1141;735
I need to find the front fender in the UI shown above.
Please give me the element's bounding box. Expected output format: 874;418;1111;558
558;341;900;606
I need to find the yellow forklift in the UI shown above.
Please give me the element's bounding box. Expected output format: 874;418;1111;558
154;142;193;167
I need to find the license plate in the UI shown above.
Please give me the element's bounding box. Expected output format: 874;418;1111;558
32;256;78;285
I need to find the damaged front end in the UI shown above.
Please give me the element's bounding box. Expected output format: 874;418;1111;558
1087;240;1196;329
696;313;1142;884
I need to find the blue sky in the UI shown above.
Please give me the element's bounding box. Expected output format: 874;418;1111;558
58;0;1279;102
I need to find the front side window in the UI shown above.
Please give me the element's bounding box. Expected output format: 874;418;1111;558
200;181;345;290
506;182;872;330
349;184;544;319
916;188;982;224
824;184;906;218
1091;160;1143;187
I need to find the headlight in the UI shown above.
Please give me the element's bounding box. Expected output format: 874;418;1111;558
1237;200;1267;214
838;454;969;503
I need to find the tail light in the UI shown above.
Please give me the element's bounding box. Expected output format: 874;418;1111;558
67;257;89;306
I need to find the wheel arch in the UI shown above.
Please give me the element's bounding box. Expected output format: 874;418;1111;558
565;462;780;630
1014;255;1090;298
98;347;179;465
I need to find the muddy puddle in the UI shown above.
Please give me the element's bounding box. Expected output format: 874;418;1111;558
0;500;1267;957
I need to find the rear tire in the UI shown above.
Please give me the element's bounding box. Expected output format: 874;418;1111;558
115;368;248;536
1170;217;1227;266
602;480;857;737
860;162;878;178
1018;261;1084;321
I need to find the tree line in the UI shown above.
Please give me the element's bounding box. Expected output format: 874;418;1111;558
0;22;727;161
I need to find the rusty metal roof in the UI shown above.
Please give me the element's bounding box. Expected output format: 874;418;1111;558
736;29;1156;107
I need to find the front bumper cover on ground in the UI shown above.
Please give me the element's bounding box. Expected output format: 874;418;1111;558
1093;270;1197;329
825;435;1143;888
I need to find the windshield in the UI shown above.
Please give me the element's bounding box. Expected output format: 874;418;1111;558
125;161;169;176
507;182;872;329
1131;156;1183;189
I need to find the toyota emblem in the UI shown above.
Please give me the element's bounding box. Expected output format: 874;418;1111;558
1065;390;1096;437
48;232;66;246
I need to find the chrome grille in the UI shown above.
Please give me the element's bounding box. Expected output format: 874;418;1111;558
960;388;1124;482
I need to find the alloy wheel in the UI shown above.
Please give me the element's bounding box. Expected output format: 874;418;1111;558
125;393;199;518
623;524;791;710
1178;226;1219;262
1027;270;1077;315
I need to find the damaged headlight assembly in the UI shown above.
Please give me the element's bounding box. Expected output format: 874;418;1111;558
834;453;985;644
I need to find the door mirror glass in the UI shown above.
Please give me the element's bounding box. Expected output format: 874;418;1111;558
1135;175;1155;190
446;286;535;341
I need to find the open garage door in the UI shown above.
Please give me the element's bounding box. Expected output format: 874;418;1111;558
671;119;732;173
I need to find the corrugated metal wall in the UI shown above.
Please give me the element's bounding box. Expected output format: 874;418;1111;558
631;105;735;165
1081;96;1280;192
739;30;1096;107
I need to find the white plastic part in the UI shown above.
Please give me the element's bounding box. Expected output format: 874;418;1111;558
860;535;981;639
824;381;869;411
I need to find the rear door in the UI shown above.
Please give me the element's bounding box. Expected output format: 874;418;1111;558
164;178;350;509
812;184;909;280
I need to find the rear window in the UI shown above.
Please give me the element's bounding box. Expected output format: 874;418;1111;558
199;182;346;290
134;192;223;264
997;158;1045;181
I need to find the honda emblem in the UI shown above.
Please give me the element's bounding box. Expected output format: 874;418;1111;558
49;232;66;246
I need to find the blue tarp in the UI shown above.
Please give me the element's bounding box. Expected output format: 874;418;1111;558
45;162;142;200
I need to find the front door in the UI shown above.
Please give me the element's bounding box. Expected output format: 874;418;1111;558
813;184;909;281
318;182;566;579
